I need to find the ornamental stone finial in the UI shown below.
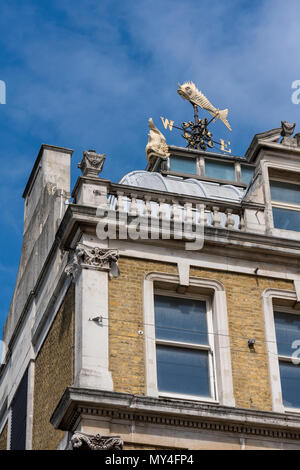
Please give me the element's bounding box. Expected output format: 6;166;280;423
78;149;106;177
280;121;298;147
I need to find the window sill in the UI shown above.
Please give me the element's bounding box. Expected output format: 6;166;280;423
271;227;300;240
158;391;219;404
284;407;300;415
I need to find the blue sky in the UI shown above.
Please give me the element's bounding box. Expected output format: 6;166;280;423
1;0;300;341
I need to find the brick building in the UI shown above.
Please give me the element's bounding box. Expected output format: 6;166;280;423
1;121;300;450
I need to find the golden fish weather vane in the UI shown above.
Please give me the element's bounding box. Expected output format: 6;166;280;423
160;81;232;153
177;82;232;131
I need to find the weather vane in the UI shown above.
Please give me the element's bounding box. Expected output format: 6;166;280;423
161;81;232;153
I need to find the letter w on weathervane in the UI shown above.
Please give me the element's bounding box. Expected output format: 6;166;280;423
161;116;174;131
0;81;6;104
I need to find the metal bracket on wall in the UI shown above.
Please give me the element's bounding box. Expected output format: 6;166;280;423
88;316;103;326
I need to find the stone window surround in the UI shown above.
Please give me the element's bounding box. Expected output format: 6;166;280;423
262;161;300;236
263;288;300;414
144;272;235;408
270;178;300;230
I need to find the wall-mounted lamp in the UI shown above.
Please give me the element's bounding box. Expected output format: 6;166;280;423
248;338;255;349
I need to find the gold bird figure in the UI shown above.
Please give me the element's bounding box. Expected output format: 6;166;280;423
145;118;170;165
177;81;232;131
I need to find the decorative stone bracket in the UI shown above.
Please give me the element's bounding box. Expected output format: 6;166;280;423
71;432;123;450
65;243;120;280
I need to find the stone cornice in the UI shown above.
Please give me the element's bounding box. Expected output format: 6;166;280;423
51;387;300;441
57;204;300;261
246;140;300;164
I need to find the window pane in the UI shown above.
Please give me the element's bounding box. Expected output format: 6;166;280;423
154;295;208;344
205;161;235;181
241;166;254;184
272;207;300;232
11;369;28;450
169;156;196;174
274;311;300;357
156;345;211;397
279;361;300;408
270;181;300;205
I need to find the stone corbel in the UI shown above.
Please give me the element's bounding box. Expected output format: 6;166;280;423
71;432;123;450
78;149;106;177
65;243;120;280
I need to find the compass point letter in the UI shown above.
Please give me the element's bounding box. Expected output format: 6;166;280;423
161;116;174;131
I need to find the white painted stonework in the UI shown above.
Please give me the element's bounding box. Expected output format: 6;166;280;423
74;266;113;390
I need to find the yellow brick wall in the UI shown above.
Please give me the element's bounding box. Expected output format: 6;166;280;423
32;284;75;450
109;259;177;395
0;422;7;450
190;268;292;411
108;257;293;411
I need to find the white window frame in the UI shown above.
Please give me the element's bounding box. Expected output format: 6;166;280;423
144;273;235;407
260;162;300;238
263;288;300;414
273;307;300;413
270;177;300;211
154;290;217;402
267;172;300;236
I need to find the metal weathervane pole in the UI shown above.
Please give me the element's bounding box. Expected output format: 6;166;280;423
193;104;198;125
